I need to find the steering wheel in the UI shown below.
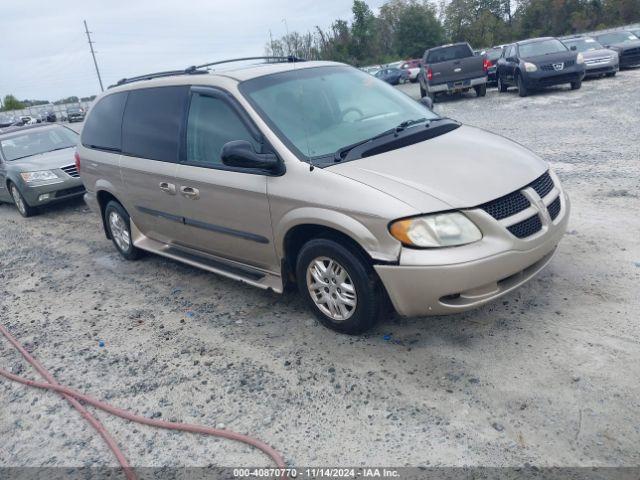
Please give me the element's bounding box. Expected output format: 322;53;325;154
341;107;364;122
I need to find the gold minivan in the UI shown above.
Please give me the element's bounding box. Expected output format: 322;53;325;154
78;58;569;333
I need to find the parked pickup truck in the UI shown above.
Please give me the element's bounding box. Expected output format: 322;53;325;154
419;42;488;101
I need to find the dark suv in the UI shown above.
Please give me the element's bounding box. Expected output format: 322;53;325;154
496;37;586;97
593;31;640;68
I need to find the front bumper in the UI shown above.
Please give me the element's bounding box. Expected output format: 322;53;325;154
21;177;85;206
523;65;585;89
375;186;570;317
428;75;487;93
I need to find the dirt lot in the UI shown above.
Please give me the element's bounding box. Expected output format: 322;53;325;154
1;70;639;470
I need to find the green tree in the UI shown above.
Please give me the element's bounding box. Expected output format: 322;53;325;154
395;1;445;57
2;95;24;111
350;0;378;62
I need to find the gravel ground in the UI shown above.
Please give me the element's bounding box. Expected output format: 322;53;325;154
1;70;639;470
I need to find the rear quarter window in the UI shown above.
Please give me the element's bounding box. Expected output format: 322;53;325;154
81;92;128;151
121;86;188;162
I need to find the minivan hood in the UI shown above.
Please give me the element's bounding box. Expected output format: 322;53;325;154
10;147;76;170
327;125;547;211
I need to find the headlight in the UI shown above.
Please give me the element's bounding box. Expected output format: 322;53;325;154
389;212;482;248
20;170;58;183
524;62;537;72
576;53;584;64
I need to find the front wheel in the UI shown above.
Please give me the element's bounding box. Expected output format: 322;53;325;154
517;73;528;97
296;239;385;334
9;182;37;217
420;84;427;98
571;79;582;90
498;75;508;92
606;71;616;77
104;201;141;260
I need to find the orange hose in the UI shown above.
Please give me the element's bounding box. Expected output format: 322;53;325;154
0;324;287;479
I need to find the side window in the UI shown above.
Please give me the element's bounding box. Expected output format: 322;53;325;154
81;92;127;151
185;93;259;168
121;86;188;162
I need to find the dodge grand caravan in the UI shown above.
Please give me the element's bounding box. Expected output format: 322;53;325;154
78;58;569;334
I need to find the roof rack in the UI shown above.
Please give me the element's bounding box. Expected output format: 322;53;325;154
109;56;305;89
196;55;305;69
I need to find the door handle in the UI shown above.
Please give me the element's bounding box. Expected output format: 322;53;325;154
159;182;176;195
180;186;200;199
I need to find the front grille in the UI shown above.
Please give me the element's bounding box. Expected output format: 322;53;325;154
479;171;555;221
54;186;85;198
547;195;561;220
540;60;574;71
585;56;613;65
529;171;554;198
507;214;543;238
61;165;79;177
480;190;530;220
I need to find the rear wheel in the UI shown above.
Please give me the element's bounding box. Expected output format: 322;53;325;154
9;182;36;218
517;73;528;97
104;201;141;260
475;84;487;97
295;238;385;334
606;71;616;77
571;79;582;90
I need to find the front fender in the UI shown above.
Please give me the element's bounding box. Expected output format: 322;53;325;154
275;206;402;263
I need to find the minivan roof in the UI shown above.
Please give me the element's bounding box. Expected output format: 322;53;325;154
107;60;344;94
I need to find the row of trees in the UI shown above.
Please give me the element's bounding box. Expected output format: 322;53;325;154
266;0;640;65
1;94;96;112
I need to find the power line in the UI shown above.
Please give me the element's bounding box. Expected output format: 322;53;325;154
84;20;104;92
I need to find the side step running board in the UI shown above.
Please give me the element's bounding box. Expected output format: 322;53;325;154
129;221;283;293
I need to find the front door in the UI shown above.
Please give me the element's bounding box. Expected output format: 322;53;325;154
174;87;278;272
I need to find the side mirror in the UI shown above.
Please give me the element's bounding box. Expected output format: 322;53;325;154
419;96;434;110
221;140;280;171
570;45;577;51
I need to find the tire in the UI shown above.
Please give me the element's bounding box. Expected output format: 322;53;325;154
104;200;141;260
475;84;487;97
498;75;508;93
295;238;385;334
606;71;616;77
9;182;37;218
517;73;528;97
428;91;436;103
571;79;582;90
420;84;427;98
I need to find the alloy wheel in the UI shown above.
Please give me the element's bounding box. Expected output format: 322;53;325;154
11;185;26;216
109;210;131;252
306;256;357;321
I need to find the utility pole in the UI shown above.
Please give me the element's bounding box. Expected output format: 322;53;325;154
84;20;104;92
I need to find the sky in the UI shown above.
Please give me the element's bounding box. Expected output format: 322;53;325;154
0;0;387;102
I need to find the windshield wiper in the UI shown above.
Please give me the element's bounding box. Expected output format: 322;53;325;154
333;117;446;162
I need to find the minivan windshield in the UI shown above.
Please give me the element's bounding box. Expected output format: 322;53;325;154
519;39;567;57
563;37;604;52
0;126;78;161
239;66;439;163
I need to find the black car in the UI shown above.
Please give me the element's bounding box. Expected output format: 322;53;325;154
483;47;504;86
593;31;640;68
66;106;85;123
39;111;57;123
496;37;586;97
374;67;409;85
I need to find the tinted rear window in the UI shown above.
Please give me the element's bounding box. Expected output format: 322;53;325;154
121;86;188;162
81;93;127;151
427;44;473;63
